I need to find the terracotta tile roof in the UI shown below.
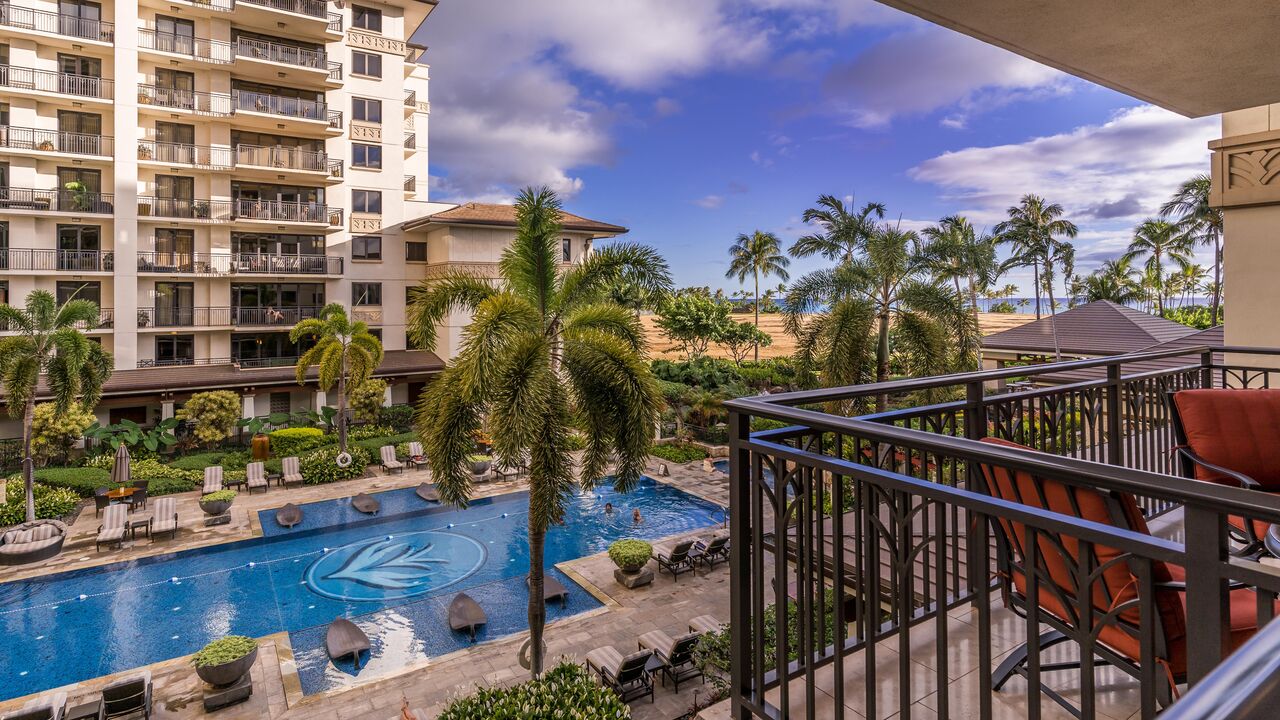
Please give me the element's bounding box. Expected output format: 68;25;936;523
981;301;1199;356
404;202;627;235
1042;326;1224;385
1;350;443;402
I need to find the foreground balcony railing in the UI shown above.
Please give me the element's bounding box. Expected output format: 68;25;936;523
0;65;113;98
0;187;113;213
0;248;113;271
137;252;342;275
138;197;341;225
0;5;114;42
137;305;322;328
0;126;112;156
137;355;300;369
724;346;1280;720
234;144;331;172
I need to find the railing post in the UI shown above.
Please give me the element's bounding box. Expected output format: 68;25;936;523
1183;504;1230;684
1200;350;1214;389
728;407;753;719
964;380;986;593
1106;363;1123;467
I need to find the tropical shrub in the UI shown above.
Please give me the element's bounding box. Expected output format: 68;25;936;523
129;459;201;494
177;391;242;446
347;424;395;441
348;378;388;424
82;453;115;469
168;452;226;471
21;466;111;497
651;357;742;390
200;489;237;503
268;427;328;457
217;450;250;471
989;301;1017;313
192;636;257;668
146;475;200;496
607;539;652;570
1164;304;1216;330
378;404;414;432
718;321;772;365
299;445;371;485
31;402;95;466
85;418;178;456
736;359;797;391
654;289;733;358
750;417;791;432
649;443;708;464
351;432;417;456
0;482;79;525
436;662;629;720
563;432;587;451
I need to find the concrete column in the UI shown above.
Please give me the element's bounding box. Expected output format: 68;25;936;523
242;394;256;419
383;385;393;406
315;390;327;410
111;0;141;371
161;401;175;421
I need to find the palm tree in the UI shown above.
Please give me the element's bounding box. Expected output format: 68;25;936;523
920;215;1000;365
785;224;978;411
1080;257;1144;304
0;291;112;522
1161;175;1223;325
290;304;384;453
790;194;886;264
408;187;671;678
1170;261;1207;308
994;195;1078;359
1123;219;1194;317
726;230;790;361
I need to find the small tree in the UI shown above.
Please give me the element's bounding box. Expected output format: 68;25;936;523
718;321;772;365
654;289;732;359
291;304;383;453
349;378;388;424
31;402;95;466
178;391;242;447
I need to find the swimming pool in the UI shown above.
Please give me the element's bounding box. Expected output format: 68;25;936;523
0;478;723;701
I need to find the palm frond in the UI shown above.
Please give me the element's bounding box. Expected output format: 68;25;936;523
415;365;483;507
405;272;498;351
556;242;672;315
561;303;645;350
501;186;562;317
453;292;540;401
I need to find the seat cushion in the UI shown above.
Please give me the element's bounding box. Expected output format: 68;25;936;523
98;527;126;542
688;615;722;634
638;630;675;657
1174;389;1280;489
153;519;177;533
585;646;623;676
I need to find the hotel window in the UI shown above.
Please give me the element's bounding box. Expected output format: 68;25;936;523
562;238;571;262
269;392;291;415
351;51;381;78
352;190;382;214
0;280;8;305
352;5;382;32
155;335;194;366
352;97;381;124
353;282;381;306
352;143;382;169
56;281;101;306
406;241;427;262
352;235;381;260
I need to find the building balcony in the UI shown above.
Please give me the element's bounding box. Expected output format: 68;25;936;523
405;132;416;152
137;141;233;169
403;175;415;192
0;5;114;46
136;305;322;329
231;0;341;42
136;251;342;275
232;36;341;85
230;90;342;132
0;126;112;159
137;197;342;228
135;141;342;180
136;355;299;369
0;187;113;215
721;345;1280;720
0;65;113;103
137;27;233;65
137;85;233;116
0;248;113;272
150;0;235;15
233;144;342;179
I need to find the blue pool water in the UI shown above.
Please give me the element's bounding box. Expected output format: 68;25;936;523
0;478;721;701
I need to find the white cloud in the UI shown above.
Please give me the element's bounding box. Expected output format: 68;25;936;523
654;97;683;118
694;195;726;209
822;25;1071;128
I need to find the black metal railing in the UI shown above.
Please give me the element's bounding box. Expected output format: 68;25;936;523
137;252;342;275
232;89;327;121
234;144;329;172
404;132;416;150
0;65;113;98
138;141;234;168
0;5;114;42
403;175;415;192
404;89;415;106
326;109;342;129
238;0;326;18
137;355;301;369
172;0;234;11
234;36;327;69
139;84;233;115
724;346;1280;720
1;307;111;331
137;305;321;328
138;28;233;63
326;12;341;32
137;197;339;225
0;187;113;213
0;248;113;271
138;197;233;221
0;126;112;156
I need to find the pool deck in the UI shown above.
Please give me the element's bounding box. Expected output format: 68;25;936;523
0;457;734;720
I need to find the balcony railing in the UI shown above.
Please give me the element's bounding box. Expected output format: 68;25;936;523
0;126;112;156
138;28;233;64
138;84;233;115
172;0;234;12
237;0;326;18
327;158;344;178
137;252;342;275
403;175;415;192
326;12;341;33
404;89;416;107
0;65;113;98
137;305;322;328
232;89;327;121
0;187;113;213
327;61;342;81
137;141;234;168
137;355;300;369
138;197;340;225
404;132;416;150
234;36;328;70
0;248;113;271
724;346;1280;720
1;307;111;332
0;5;114;42
234;144;329;172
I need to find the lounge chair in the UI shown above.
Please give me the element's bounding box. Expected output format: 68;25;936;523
689;535;729;569
0;520;67;565
654;539;696;581
281;456;303;487
406;441;427;469
584;646;654;704
527;574;569;607
352;493;379;514
325;617;370;670
97;504;129;551
380;445;404;474
202;466;223;494
275;503;303;528
0;691;66;720
688;615;723;635
448;592;487;642
415;483;440;502
101;670;152;720
94;488;111;517
638;629;703;691
150;497;178;541
245;462;268;494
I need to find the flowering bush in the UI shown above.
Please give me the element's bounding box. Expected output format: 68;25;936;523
31;402;95;466
436;662;630;720
349;378;388;424
0;482;80;525
177;391;242;446
300;445;371;484
268;427;329;457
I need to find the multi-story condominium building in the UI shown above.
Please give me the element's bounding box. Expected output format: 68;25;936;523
0;0;627;432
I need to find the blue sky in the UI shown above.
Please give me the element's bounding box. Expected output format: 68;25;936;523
417;0;1219;294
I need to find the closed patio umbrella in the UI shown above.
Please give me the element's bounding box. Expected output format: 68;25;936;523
111;444;131;487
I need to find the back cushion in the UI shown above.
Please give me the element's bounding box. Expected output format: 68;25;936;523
1174;389;1280;489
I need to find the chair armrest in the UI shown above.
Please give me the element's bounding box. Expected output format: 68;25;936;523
1176;448;1262;489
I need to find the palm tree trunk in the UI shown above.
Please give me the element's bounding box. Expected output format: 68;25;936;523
337;357;348;453
1046;282;1062;362
968;278;983;369
876;310;890;413
1033;261;1042;319
1212;237;1222;326
528;523;547;678
22;397;35;523
753;271;760;363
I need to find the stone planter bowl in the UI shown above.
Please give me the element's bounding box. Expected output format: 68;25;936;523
195;646;258;687
470;460;492;476
199;499;233;517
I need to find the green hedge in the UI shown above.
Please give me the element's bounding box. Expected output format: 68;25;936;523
300;445;372;485
0;482;80;525
15;467;112;497
268;427;329;457
168;452;226;471
348;424;396;441
351;433;418;456
649;443;708;464
379;404;414;432
437;662;630;720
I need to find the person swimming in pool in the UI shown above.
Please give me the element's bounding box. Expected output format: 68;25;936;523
632;508;643;524
604;502;614;515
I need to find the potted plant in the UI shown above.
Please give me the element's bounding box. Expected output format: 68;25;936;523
138;143;153;160
37;139;55;151
238;416;272;460
608;539;654;588
137;309;151;327
199;489;237;517
468;453;492;476
192;635;258;687
193;200;210;219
